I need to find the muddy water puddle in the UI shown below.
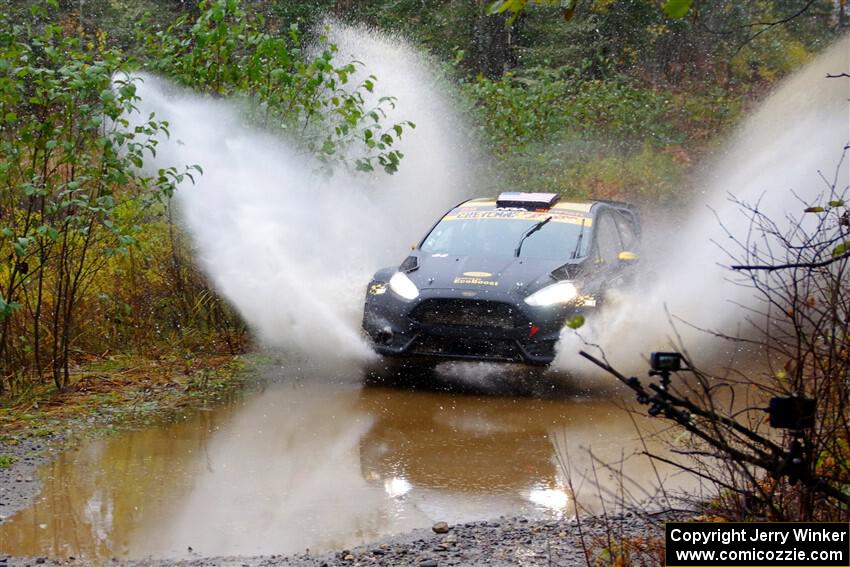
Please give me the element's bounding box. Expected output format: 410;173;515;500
0;371;694;561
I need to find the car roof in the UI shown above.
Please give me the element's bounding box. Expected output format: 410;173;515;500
457;197;634;214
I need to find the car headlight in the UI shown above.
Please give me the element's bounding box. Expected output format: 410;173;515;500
389;271;419;300
524;281;578;307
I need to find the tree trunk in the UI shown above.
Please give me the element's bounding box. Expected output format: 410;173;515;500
473;1;517;79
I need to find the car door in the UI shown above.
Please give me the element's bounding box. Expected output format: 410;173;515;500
612;210;639;284
592;210;630;289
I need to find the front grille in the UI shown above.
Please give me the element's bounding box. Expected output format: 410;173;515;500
410;299;522;329
411;335;522;361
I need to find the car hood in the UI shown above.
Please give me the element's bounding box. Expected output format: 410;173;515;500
406;253;573;297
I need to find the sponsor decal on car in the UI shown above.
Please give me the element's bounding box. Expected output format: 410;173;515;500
552;202;593;212
442;207;592;226
454;271;498;286
369;283;388;295
454;276;499;286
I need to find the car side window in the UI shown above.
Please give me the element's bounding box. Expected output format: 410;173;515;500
595;213;621;264
613;211;637;251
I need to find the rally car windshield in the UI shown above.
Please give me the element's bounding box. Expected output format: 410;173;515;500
421;209;591;260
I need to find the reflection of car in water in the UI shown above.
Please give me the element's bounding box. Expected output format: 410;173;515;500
357;389;563;494
362;192;640;368
354;388;670;518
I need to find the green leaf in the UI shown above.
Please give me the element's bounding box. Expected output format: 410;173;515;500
833;242;850;259
486;0;526;16
828;200;845;208
0;296;21;321
12;237;30;257
37;225;59;241
662;0;693;19
566;314;585;329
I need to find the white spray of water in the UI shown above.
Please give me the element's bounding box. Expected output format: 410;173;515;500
554;37;850;376
134;23;846;379
131;24;473;368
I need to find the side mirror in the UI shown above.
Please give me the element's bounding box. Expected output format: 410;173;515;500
618;251;639;263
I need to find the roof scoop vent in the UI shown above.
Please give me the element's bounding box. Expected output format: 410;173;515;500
496;192;560;210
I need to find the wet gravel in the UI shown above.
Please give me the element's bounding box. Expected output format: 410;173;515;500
0;436;59;525
2;514;670;566
235;515;664;567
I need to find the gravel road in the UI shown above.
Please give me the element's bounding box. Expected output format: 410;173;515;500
2;512;670;566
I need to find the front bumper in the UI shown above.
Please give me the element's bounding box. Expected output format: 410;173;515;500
362;287;580;366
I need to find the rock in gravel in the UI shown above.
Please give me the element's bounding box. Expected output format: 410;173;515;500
420;560;438;567
432;521;449;534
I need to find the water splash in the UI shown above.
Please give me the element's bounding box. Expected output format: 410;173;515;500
131;24;473;368
554;37;850;376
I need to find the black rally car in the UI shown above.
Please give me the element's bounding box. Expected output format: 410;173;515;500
362;192;640;366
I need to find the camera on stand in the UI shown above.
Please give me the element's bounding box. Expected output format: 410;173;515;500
650;352;683;373
768;396;816;430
